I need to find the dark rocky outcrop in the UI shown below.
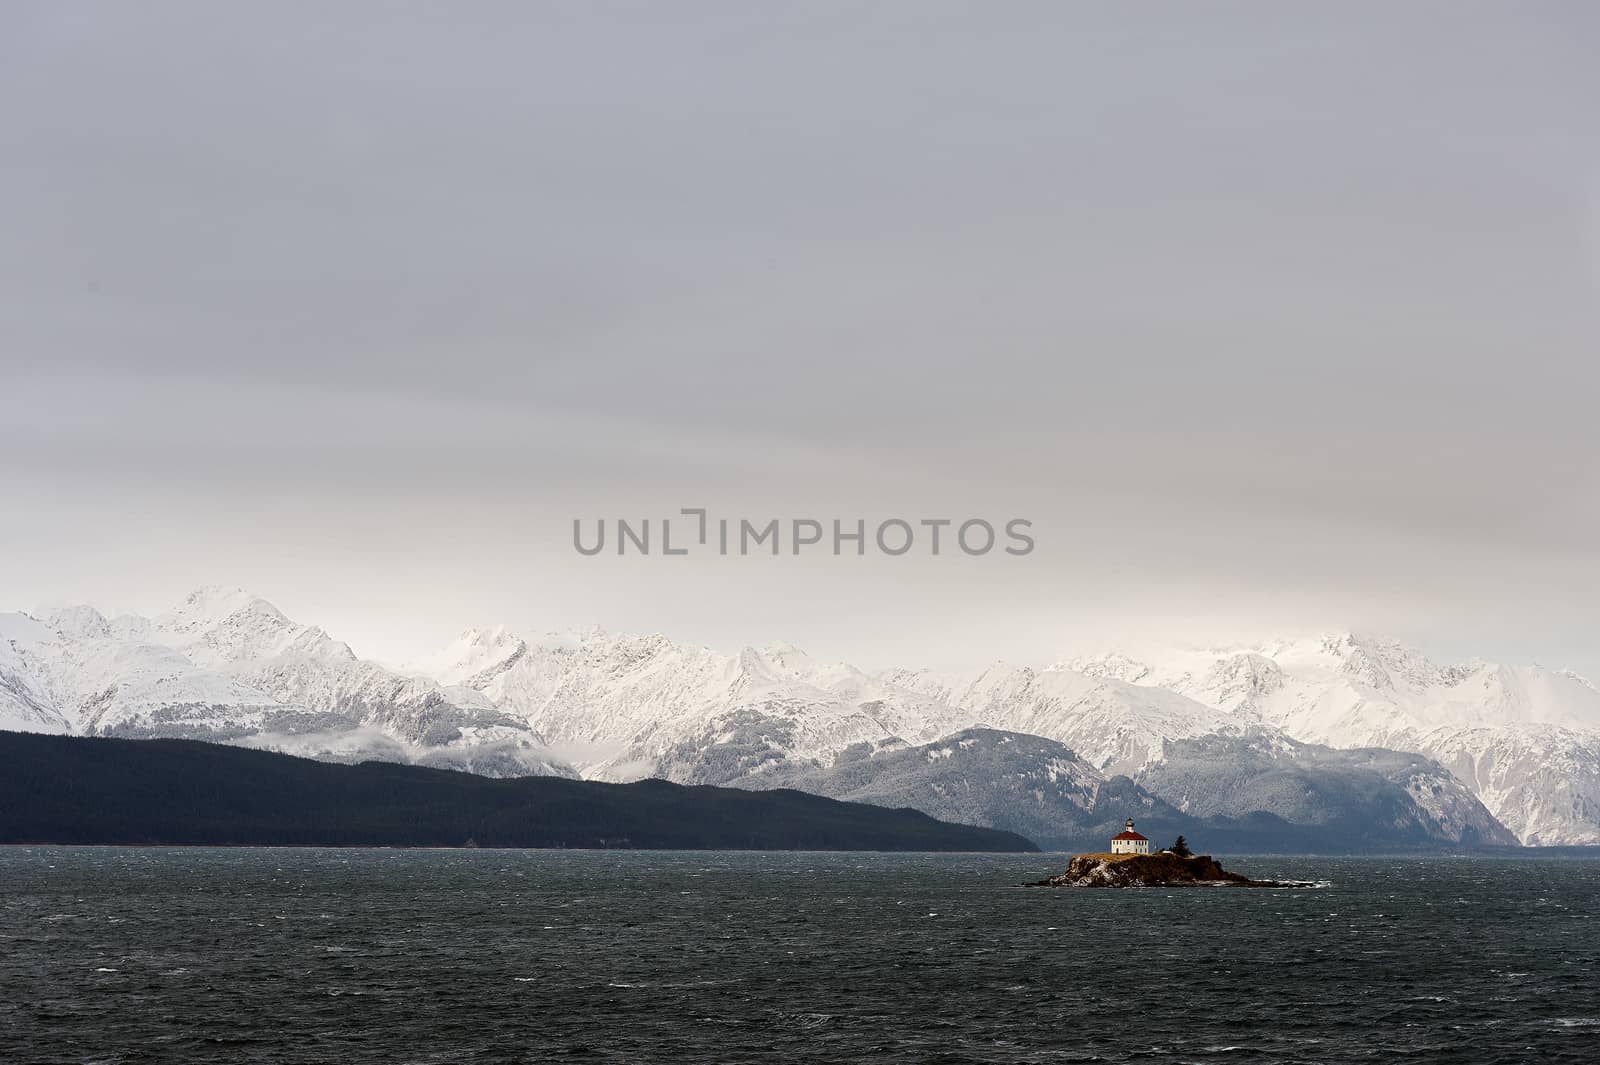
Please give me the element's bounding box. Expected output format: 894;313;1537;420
1030;850;1290;887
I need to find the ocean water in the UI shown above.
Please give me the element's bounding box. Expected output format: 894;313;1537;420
1;850;1596;1063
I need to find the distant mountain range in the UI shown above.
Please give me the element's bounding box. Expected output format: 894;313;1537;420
749;727;1516;852
1064;637;1600;846
4;587;1597;848
0;590;570;777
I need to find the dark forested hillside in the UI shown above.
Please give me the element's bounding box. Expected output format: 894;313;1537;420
0;731;1036;852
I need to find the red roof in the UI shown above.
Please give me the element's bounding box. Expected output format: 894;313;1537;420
1112;831;1148;841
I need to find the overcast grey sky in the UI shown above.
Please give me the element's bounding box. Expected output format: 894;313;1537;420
3;2;1597;673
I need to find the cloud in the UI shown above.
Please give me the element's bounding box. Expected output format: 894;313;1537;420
1;2;1596;675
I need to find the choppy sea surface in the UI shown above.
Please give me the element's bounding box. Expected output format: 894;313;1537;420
2;849;1597;1064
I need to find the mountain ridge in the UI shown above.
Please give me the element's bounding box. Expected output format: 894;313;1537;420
7;587;1595;845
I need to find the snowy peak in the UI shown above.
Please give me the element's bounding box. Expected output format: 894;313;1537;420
933;661;1241;778
734;645;787;688
0;590;577;780
158;585;287;633
757;641;818;676
1194;653;1283;710
1058;631;1600;843
404;625;530;687
0;613;74;733
0;607;288;737
1066;631;1600;736
152;585;328;667
1063;651;1152;684
399;625;976;784
38;605;113;641
1321;632;1473;694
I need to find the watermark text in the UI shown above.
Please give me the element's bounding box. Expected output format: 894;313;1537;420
573;510;1034;557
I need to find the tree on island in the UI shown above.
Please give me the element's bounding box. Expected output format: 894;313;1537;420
1169;835;1192;858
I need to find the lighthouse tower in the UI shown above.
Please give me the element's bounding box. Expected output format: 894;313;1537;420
1110;819;1150;855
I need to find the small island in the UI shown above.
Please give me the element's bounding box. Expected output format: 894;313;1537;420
1031;820;1293;888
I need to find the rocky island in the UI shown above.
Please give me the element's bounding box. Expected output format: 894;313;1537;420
1030;820;1297;888
1031;850;1288;888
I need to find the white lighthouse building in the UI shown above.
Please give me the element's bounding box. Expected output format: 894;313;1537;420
1110;819;1150;855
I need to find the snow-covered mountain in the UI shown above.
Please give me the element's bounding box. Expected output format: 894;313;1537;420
405;632;1248;786
1067;634;1600;844
0;614;75;734
742;726;1512;851
745;727;1159;851
885;663;1240;777
1;588;574;777
7;590;1593;847
1136;731;1517;848
3;606;291;739
413;623;1590;845
1068;633;1600;745
408;626;1230;788
404;626;972;783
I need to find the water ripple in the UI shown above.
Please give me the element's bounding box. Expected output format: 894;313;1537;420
2;849;1598;1063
